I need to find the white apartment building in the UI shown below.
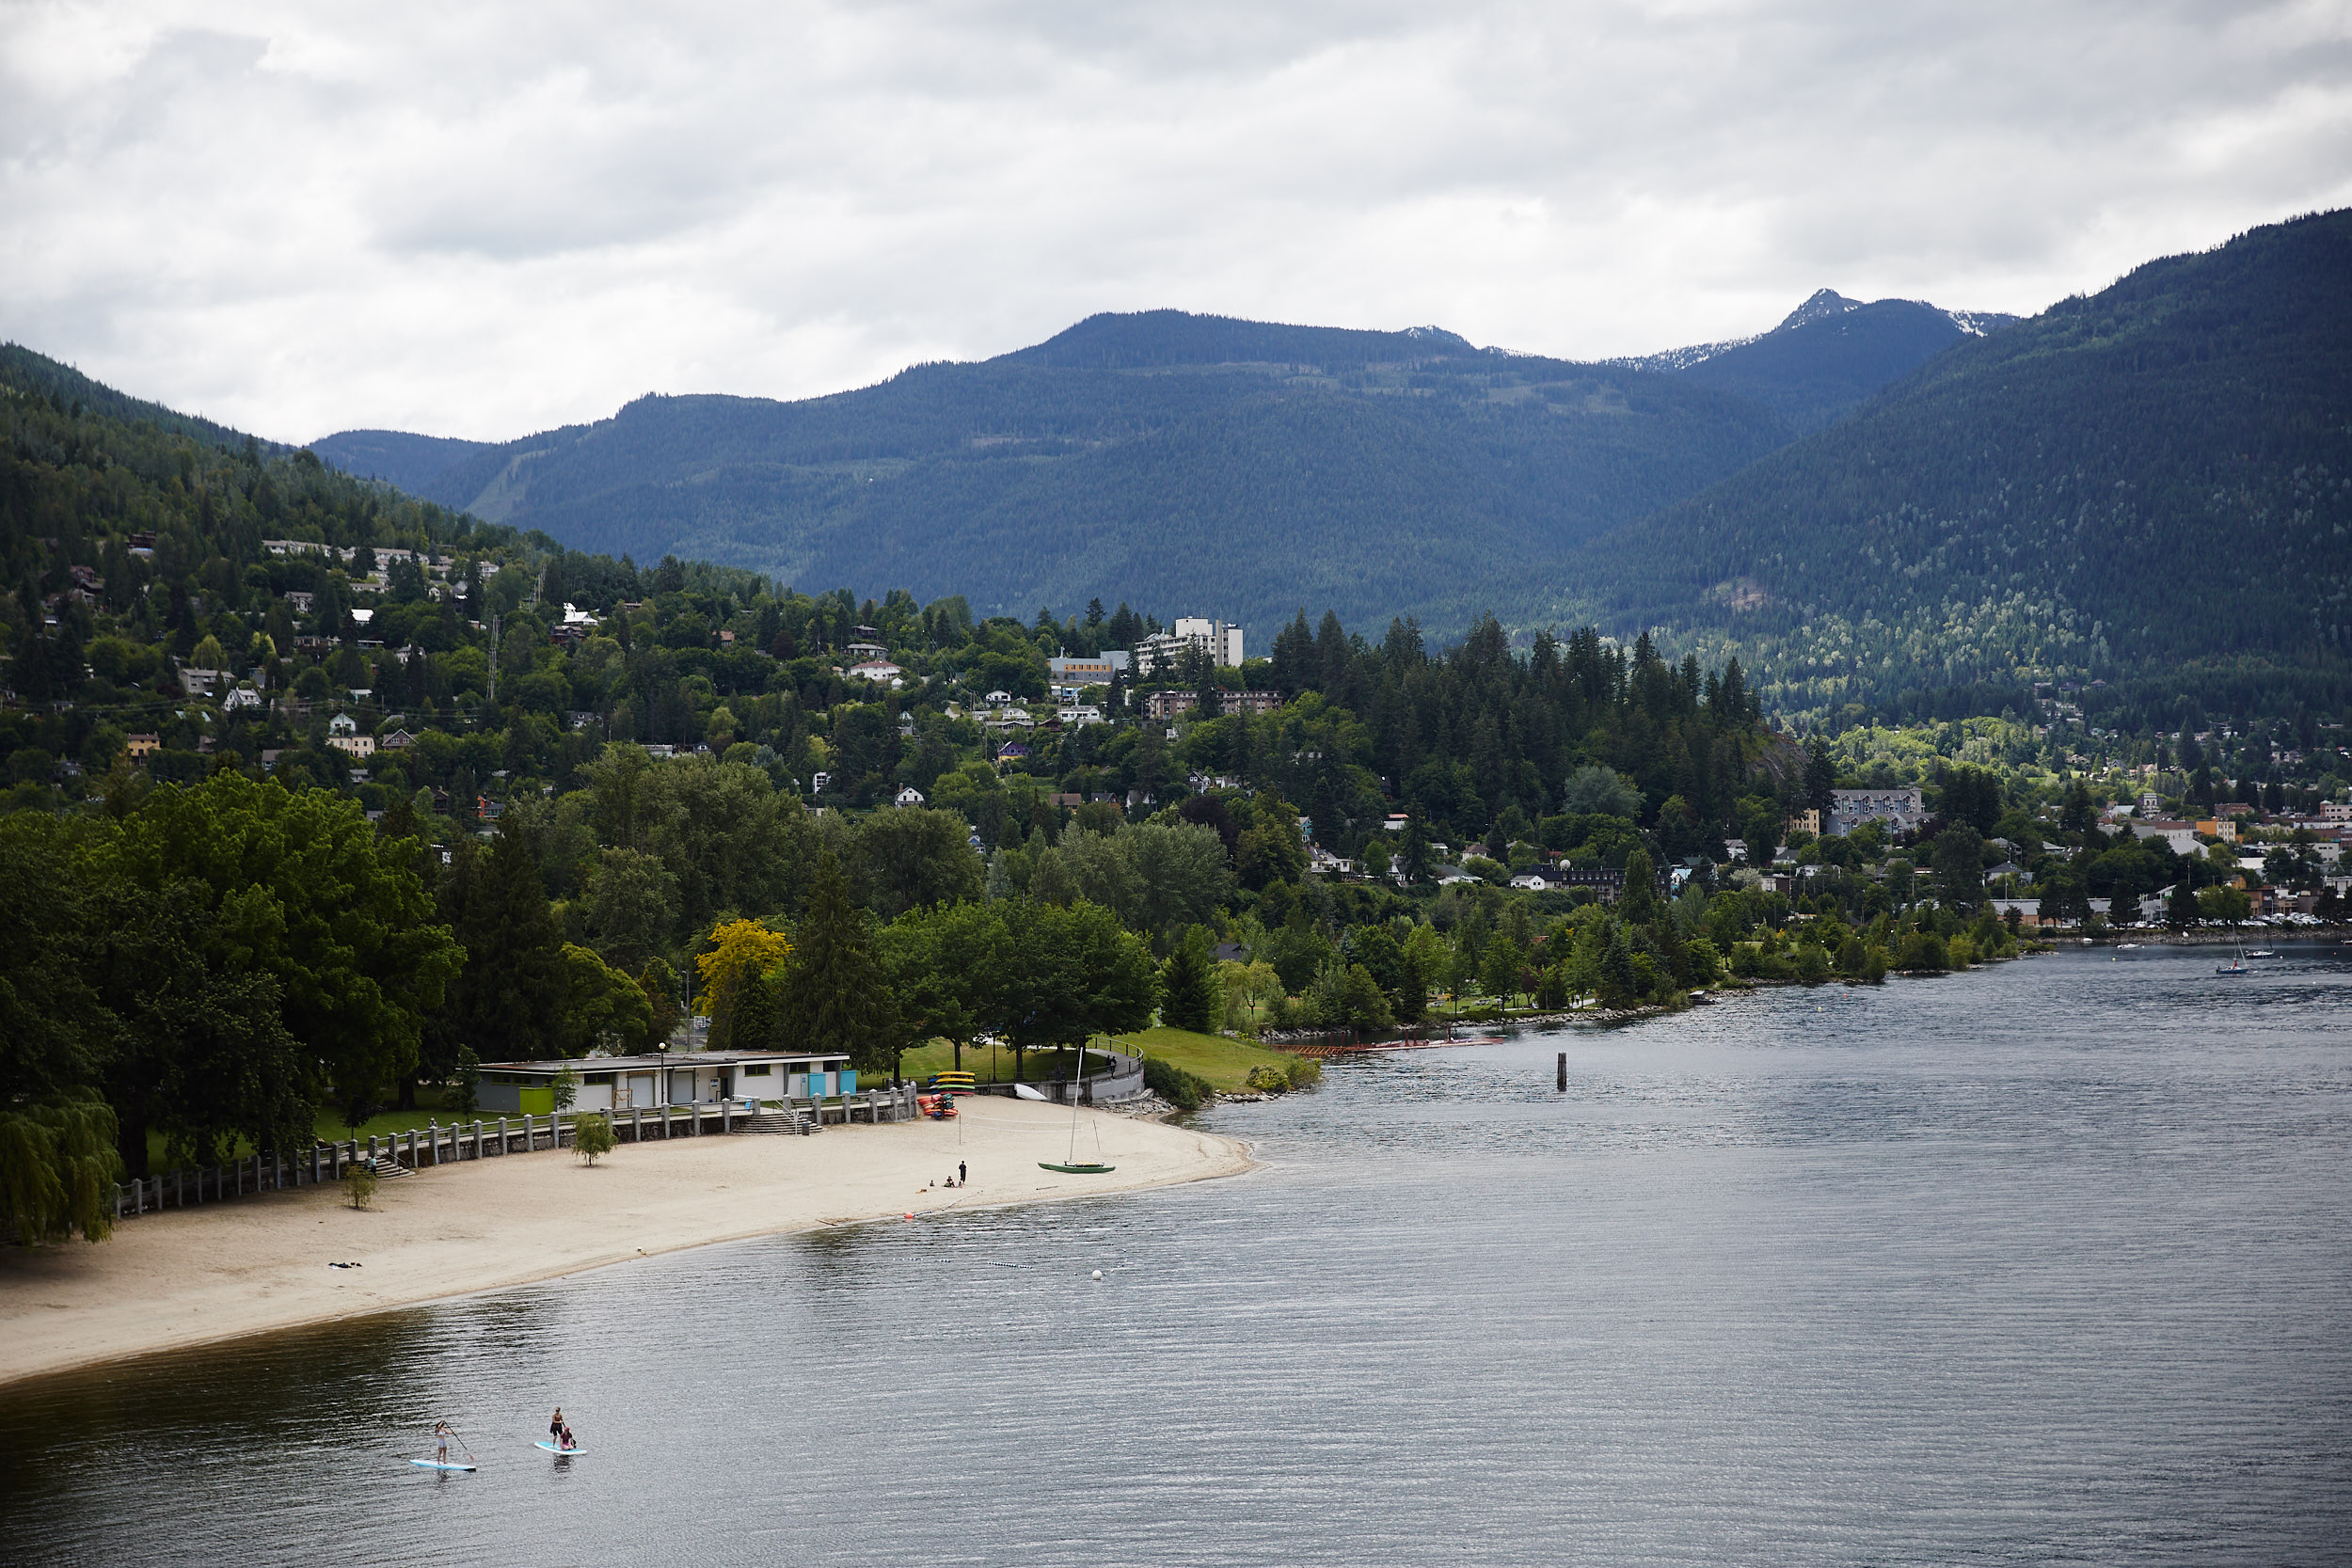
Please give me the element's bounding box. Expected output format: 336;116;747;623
1132;617;1245;675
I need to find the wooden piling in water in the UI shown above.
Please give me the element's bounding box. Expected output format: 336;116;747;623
1557;1052;1566;1091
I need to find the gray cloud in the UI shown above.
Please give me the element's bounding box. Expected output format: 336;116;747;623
3;0;2346;443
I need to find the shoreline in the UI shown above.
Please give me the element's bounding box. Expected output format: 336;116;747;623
0;1099;1253;1391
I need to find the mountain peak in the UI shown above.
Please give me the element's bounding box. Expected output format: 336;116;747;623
1777;289;1866;331
996;309;1484;371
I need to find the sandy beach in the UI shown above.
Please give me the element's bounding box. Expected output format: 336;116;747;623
0;1099;1252;1388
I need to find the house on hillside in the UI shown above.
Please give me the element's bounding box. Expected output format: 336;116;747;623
1047;653;1130;689
2130;819;2201;854
1829;788;1924;836
894;785;927;808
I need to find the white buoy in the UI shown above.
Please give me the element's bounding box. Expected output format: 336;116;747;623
1090;1270;1103;1280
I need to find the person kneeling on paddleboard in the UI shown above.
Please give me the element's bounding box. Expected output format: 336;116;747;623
560;1423;578;1451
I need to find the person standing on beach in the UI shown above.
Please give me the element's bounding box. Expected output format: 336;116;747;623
960;1161;966;1185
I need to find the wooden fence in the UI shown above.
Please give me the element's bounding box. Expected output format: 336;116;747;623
108;1085;921;1224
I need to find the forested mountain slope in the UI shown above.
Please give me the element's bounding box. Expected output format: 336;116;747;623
1674;293;2018;432
343;313;1791;638
1613;289;2018;432
0;343;279;456
1555;209;2352;722
309;429;493;492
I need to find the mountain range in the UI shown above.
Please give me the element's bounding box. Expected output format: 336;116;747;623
304;285;2010;642
1553;208;2352;721
12;209;2344;722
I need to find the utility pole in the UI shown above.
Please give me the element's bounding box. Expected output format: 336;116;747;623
486;612;501;708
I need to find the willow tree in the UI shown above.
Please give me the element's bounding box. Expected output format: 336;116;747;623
0;1098;122;1244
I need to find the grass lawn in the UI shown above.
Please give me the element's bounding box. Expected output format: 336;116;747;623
898;1039;1117;1085
898;1028;1308;1094
1109;1027;1306;1094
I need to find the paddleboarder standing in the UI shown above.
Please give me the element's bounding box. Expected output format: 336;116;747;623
435;1422;453;1465
549;1407;564;1445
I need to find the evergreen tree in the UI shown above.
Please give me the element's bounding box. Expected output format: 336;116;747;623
442;827;566;1073
1805;739;1837;815
778;847;905;1080
1598;927;1638;1008
1619;848;1661;925
1157;925;1222;1033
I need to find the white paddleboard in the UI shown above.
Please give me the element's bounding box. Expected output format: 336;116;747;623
1013;1083;1048;1101
410;1459;475;1471
534;1441;586;1455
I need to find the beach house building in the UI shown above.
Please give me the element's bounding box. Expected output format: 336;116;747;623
471;1050;856;1115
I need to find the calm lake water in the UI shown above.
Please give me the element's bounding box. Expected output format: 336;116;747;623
8;944;2352;1565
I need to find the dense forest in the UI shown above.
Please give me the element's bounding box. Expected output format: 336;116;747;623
1560;209;2352;725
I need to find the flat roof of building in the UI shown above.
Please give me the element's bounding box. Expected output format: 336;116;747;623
475;1050;849;1073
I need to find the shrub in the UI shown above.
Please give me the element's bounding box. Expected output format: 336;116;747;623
573;1113;616;1165
1894;931;1949;973
447;1046;481;1115
1142;1057;1215;1113
1245;1064;1291;1094
344;1162;378;1210
1281;1053;1321;1089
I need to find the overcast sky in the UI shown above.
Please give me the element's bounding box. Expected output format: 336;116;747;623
5;0;2347;443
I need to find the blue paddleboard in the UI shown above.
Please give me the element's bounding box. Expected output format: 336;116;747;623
535;1441;586;1455
410;1458;475;1471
